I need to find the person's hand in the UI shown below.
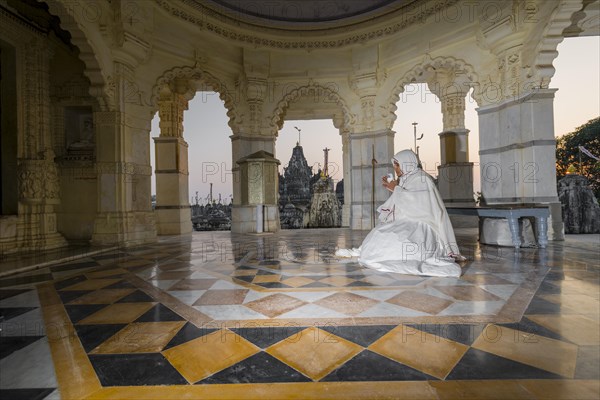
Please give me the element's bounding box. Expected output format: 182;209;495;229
382;176;398;192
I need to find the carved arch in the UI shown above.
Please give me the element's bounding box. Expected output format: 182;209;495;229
45;0;112;110
384;56;481;126
151;66;240;132
527;0;585;89
269;81;356;136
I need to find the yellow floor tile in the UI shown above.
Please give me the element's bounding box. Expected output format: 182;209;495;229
540;293;600;315
77;302;155;324
434;286;502;301
266;326;363;381
162;329;259;383
527;314;600;346
281;276;317;287
60;279;122;291
368;325;468;380
471;324;578;378
90;322;185;353
67;289;135;304
318;276;356;286
252;274;281;283
520;379;600;400
430;380;534;400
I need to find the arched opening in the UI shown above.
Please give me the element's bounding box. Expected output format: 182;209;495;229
276;119;343;229
150;91;233;233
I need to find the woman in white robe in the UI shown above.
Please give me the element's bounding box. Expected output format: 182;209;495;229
337;149;463;278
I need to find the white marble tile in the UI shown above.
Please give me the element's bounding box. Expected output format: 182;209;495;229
438;301;505;316
0;308;46;336
0;337;57;389
0;290;40;308
242;290;273;304
209;280;240;290
285;291;338;303
492;273;528;284
193;305;268;320
189;271;218;279
277;303;348;319
167;290;206;305
480;284;518;300
349;290;402;302
149;279;181;290
135;268;157;279
357;302;430;318
42;389;61;399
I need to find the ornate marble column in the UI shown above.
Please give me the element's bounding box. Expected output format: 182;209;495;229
15;38;67;251
154;86;192;235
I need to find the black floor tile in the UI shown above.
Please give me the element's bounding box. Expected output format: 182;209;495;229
54;275;88;290
64;304;107;324
345;281;375;287
115;290;154;303
499;317;566;342
231;326;306;349
524;296;564;314
404;324;486;346
0;307;37;321
135;304;184;322
536;281;562;294
103;280;136;289
51;260;99;273
233;276;254;283
0;388;55;400
199;352;310;384
74;324;127;353
0;289;29;301
301;281;333;288
58;290;91;304
89;353;188;386
163;322;219;351
0;273;54;288
322;350;435;382
446;348;563;380
319;325;395;348
255;282;293;289
93;252;129;261
0;336;43;359
575;345;600;379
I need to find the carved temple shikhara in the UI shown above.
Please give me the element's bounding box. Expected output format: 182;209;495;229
1;0;598;254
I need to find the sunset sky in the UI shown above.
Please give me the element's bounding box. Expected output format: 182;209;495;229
150;36;600;203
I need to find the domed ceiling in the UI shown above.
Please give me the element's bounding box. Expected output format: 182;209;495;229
203;0;411;27
161;0;455;48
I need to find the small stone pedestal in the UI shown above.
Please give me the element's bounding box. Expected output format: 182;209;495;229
233;151;280;233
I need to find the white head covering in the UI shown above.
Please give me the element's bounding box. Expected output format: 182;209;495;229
392;149;420;186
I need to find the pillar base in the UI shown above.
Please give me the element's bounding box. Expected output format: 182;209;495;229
92;211;157;246
231;205;279;234
155;207;192;236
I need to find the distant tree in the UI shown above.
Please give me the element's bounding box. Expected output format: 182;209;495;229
556;117;600;199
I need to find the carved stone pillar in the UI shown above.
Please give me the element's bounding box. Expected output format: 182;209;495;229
478;88;564;240
437;93;475;205
15;39;67;251
154;91;192;235
341;132;351;227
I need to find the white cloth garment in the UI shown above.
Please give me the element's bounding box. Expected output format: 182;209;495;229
336;150;462;278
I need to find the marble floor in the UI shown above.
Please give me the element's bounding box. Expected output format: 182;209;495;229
0;228;598;399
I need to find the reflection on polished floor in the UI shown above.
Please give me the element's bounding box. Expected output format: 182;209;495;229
0;228;598;399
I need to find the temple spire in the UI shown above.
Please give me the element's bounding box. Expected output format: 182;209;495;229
294;126;301;146
322;147;330;178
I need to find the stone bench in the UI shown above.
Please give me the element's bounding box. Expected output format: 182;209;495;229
446;205;550;249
